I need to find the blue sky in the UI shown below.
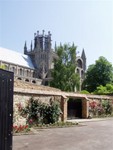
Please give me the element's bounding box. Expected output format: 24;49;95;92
0;0;113;67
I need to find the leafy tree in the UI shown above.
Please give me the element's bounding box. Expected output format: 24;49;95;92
83;56;113;92
94;84;113;95
50;43;80;92
94;85;108;95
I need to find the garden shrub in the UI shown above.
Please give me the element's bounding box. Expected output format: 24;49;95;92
13;125;29;133
43;100;62;124
80;90;90;94
89;100;113;118
102;100;113;115
20;97;62;125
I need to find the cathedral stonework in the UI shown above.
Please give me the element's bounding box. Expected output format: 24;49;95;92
24;30;58;85
0;30;86;90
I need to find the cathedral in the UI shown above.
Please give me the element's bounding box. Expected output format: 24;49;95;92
0;30;86;90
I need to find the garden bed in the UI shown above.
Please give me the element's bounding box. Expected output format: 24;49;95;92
13;121;82;136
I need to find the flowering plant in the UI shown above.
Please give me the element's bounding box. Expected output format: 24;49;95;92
89;100;113;118
13;124;29;133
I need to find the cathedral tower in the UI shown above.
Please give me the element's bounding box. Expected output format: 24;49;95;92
24;30;57;84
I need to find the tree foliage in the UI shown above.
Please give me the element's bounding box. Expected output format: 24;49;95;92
80;90;90;94
83;56;113;92
50;43;80;92
94;84;113;95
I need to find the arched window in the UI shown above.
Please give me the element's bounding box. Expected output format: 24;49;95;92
32;80;36;84
77;59;82;68
17;77;22;80
81;70;84;79
11;67;17;74
27;70;29;77
25;79;29;82
77;68;80;74
19;68;23;76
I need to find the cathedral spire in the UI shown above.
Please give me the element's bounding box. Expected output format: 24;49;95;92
24;41;27;54
81;48;86;71
81;48;86;59
37;30;39;36
30;40;33;51
34;33;37;48
55;41;57;52
42;30;45;36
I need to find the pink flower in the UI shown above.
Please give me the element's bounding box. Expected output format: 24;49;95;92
28;119;33;124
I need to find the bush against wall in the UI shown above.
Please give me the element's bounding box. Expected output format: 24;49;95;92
89;100;113;118
19;97;62;125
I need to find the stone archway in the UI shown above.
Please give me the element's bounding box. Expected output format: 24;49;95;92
67;98;89;120
61;96;89;122
67;98;82;119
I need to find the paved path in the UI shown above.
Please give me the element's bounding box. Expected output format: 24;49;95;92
13;118;113;150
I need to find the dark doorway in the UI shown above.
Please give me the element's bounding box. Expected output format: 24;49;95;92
68;98;82;119
0;69;14;150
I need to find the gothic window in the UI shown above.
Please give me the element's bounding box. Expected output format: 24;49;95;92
27;70;29;77
19;68;23;76
33;71;35;78
32;80;36;84
17;77;22;80
45;37;49;50
39;37;43;50
77;59;83;68
25;79;29;82
23;69;25;76
12;66;16;74
30;71;33;78
77;68;80;74
81;70;84;79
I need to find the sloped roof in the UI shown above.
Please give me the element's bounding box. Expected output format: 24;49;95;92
14;81;113;100
14;80;61;92
0;47;34;69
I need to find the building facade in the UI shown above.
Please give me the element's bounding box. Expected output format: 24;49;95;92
24;30;58;85
0;30;86;89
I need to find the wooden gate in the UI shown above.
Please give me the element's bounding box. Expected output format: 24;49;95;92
0;69;14;150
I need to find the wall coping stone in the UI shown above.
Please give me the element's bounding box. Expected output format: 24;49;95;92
14;88;113;101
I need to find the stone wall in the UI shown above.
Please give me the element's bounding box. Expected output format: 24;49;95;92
82;98;89;118
13;90;62;126
88;98;113;118
13;80;113;125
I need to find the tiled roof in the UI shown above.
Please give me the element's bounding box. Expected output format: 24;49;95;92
0;47;34;69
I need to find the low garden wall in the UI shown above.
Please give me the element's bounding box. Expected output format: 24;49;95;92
88;98;113;118
13;86;113;128
13;88;62;126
